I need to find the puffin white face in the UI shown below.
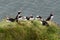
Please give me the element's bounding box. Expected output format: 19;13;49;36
36;15;42;20
36;15;39;17
18;11;21;12
35;17;40;20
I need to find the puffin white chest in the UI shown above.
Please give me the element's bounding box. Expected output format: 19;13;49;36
18;14;21;17
51;16;54;20
18;17;23;20
29;18;34;20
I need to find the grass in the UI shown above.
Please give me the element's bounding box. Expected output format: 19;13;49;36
0;19;60;40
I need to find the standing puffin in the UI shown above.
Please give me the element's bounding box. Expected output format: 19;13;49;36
15;11;22;22
18;16;23;20
15;11;22;19
29;15;34;20
46;13;54;21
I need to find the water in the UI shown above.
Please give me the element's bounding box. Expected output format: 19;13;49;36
0;0;60;24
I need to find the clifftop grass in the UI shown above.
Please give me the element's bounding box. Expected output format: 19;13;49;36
0;19;60;40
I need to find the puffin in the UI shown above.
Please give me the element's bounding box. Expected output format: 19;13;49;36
6;16;15;22
15;11;22;19
35;16;49;26
36;15;43;20
29;15;34;20
46;13;54;21
41;20;49;26
23;16;28;20
18;16;23;20
15;11;22;22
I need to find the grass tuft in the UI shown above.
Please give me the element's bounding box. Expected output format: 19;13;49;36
0;20;60;40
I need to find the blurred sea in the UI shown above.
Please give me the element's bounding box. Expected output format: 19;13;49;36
0;0;60;24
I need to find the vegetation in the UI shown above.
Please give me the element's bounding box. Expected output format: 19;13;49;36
0;19;60;40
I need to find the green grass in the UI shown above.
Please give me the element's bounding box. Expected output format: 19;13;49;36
0;19;60;40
